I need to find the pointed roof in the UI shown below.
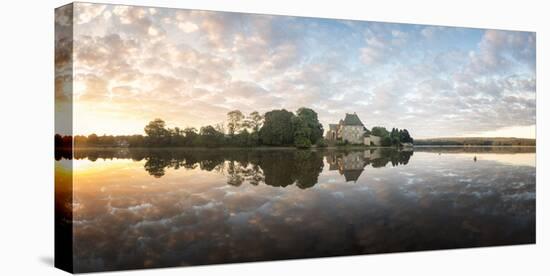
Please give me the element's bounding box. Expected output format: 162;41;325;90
343;169;364;182
343;113;364;126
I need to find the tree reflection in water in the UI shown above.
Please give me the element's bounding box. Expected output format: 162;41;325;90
64;148;415;188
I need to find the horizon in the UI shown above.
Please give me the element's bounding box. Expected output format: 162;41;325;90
59;113;537;141
56;3;536;139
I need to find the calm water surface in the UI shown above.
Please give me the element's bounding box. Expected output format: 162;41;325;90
55;147;535;272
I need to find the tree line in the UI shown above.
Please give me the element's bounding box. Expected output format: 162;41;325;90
56;107;325;149
414;137;535;146
369;126;413;147
55;107;416;149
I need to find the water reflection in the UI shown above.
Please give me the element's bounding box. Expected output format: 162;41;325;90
326;149;413;182
64;148;415;187
55;147;535;272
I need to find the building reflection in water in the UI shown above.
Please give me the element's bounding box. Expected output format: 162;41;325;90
326;149;413;182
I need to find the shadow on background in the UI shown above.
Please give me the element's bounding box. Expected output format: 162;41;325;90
39;256;54;267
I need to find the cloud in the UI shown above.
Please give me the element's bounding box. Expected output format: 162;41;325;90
110;5;164;38
75;73;109;101
75;3;106;24
177;22;198;33
468;30;536;74
112;5;143;24
359;32;389;65
360;46;384;65
359;25;411;66
69;3;536;138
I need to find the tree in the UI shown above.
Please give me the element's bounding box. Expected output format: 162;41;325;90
87;133;99;145
234;129;251;146
227;110;245;136
371;126;389;137
294;135;312;149
144;119;169;146
242;111;263;146
173;127;183;137
316;138;328;147
399;129;413;143
73;135;87;147
292;115;309;143
295;107;324;144
259;109;296;146
183;127;198;146
214;123;226;135
170;127;185;146
244;111;263;133
99;134;115;146
55;134;72;148
199;125;224;147
127;134;145;147
390;128;401;146
248;131;260;147
381;135;393;147
390;128;398;138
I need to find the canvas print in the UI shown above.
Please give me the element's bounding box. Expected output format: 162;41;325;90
55;2;536;273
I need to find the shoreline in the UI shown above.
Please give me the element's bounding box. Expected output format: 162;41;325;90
413;145;536;148
60;144;537;150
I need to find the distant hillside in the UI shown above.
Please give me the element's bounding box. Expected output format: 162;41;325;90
415;137;536;146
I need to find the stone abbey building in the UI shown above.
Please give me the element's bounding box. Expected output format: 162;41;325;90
325;113;381;145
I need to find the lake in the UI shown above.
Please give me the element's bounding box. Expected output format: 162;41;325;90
55;147;536;272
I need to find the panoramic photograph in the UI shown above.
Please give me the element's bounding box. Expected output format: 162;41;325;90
55;3;535;273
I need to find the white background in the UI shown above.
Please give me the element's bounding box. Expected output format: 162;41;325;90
0;0;547;275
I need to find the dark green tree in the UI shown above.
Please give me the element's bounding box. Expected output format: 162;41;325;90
390;128;401;145
295;107;324;144
294;135;312;149
371;126;390;137
169;127;185;146
234;129;251;146
399;129;413;143
381;135;393;147
199;125;224;147
259;109;296;146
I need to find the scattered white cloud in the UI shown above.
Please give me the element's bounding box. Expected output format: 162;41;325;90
69;3;536;138
177;21;198;33
75;3;106;24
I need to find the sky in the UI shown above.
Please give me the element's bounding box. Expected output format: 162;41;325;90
56;3;536;138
